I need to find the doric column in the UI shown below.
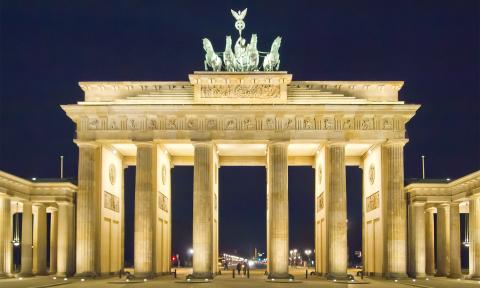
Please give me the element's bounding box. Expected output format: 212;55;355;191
0;196;12;277
425;207;435;275
134;142;155;278
267;141;290;279
325;143;348;279
436;204;450;276
20;202;33;276
75;141;100;277
33;204;47;275
381;140;408;279
57;202;74;276
49;209;58;274
449;203;461;278
190;142;215;279
470;196;480;280
409;202;426;278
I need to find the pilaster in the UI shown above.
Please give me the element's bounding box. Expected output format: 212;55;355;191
409;202;426;278
33;204;47;275
381;139;407;279
0;197;11;277
49;209;58;274
267;141;291;279
449;203;461;278
425;207;435;276
57;202;74;277
436;204;450;276
20;202;33;277
470;196;480;280
325;142;348;279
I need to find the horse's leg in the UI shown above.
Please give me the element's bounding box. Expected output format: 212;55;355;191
276;60;280;71
204;60;208;71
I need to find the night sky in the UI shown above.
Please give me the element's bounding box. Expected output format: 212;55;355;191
1;1;478;267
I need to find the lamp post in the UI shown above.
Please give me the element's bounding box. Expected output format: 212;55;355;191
304;249;312;267
421;155;425;179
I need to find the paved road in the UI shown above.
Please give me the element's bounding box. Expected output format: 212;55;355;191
1;268;479;288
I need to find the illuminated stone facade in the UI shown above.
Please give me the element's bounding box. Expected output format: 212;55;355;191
61;71;420;279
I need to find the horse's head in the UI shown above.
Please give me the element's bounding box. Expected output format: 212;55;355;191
271;36;282;52
202;38;213;52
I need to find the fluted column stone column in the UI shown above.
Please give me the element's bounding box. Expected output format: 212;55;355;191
381;140;407;279
409;203;426;278
436;204;450;276
0;196;12;277
20;202;33;277
75;142;100;277
33;204;47;275
267;141;290;279
425;207;435;276
470;196;480;280
49;209;58;274
57;202;74;277
325;143;348;279
134;142;155;278
449;203;461;278
191;142;215;279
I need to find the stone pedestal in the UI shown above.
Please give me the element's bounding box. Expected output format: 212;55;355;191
470;197;480;280
190;142;215;279
325;143;348;280
134;143;155;278
33;204;47;275
267;142;291;279
0;197;11;277
381;140;407;279
75;142;99;277
425;208;435;276
436;204;450;277
449;203;461;278
49;209;58;274
409;203;426;278
20;202;33;277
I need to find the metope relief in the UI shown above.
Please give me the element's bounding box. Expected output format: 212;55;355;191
366;191;379;212
316;192;324;212
158;192;168;212
104;191;120;212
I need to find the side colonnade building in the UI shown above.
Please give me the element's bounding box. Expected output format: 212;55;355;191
406;170;480;280
0;171;76;277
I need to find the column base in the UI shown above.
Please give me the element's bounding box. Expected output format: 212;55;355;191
133;272;155;279
411;273;427;279
435;272;447;277
187;272;214;280
326;272;351;281
384;272;409;280
448;273;463;279
74;272;98;278
470;275;480;280
267;273;294;280
17;272;33;277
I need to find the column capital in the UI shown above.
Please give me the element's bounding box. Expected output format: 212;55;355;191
192;140;213;146
73;140;99;149
383;139;408;147
325;140;346;147
134;141;154;148
449;202;460;207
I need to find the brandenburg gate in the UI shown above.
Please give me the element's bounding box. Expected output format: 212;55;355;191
60;8;424;280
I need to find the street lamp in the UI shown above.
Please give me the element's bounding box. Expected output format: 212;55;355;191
304;250;312;267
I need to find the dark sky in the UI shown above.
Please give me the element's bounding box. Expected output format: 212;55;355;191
1;0;478;266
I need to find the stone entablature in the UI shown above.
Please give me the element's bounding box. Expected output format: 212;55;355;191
0;170;76;204
405;170;480;204
62;105;417;141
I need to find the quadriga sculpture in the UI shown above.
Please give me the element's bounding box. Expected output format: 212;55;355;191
263;36;281;71
202;38;222;71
